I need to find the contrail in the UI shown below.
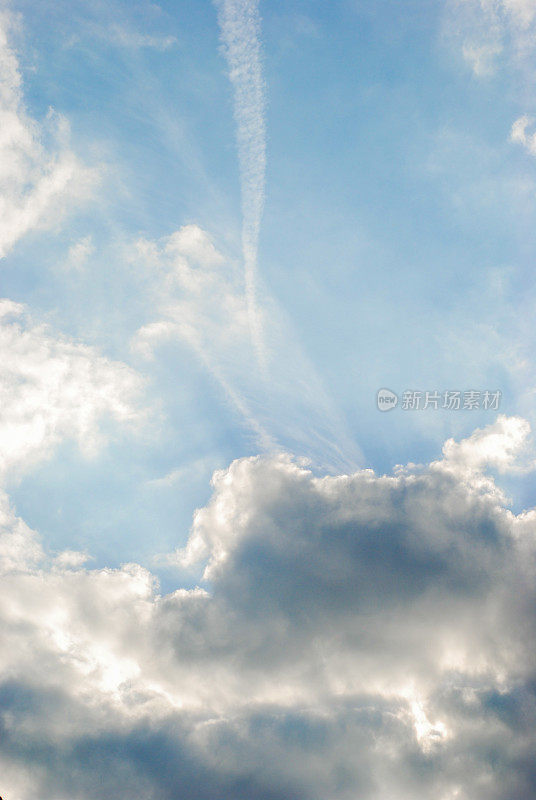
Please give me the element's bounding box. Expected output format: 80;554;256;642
214;0;267;367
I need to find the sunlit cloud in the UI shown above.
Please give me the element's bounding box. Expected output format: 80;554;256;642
0;418;535;798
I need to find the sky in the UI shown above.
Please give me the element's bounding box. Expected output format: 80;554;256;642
1;0;536;797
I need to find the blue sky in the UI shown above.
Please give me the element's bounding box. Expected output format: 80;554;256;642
1;1;536;798
4;0;536;567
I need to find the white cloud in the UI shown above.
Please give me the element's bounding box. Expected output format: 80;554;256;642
440;414;533;474
0;299;144;480
510;114;536;155
0;417;535;798
54;549;93;569
0;9;99;258
0;488;43;572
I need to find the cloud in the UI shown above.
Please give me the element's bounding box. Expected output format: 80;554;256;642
501;0;536;27
214;0;267;365
446;0;536;78
62;235;94;271
0;9;99;259
146;456;220;489
448;2;536;163
131;224;361;472
441;414;534;474
462;39;503;76
0;488;43;572
1;416;536;797
97;23;177;50
0;299;144;481
510;114;536;155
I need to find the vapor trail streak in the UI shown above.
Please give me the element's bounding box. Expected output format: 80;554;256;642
214;0;266;366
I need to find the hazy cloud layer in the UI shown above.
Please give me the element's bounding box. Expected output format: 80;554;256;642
1;416;536;799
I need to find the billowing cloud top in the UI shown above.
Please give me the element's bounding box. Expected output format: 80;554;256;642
1;416;536;799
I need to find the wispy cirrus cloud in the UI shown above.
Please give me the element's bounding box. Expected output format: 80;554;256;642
95;23;177;51
213;0;267;366
131;225;361;472
0;9;99;259
69;20;178;51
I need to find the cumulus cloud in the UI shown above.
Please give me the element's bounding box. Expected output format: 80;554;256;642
0;416;535;798
0;9;98;258
0;299;144;480
131;224;361;472
441;414;533;473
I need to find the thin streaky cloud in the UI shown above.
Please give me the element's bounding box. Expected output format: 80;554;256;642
214;0;267;367
0;9;98;258
131;226;362;473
